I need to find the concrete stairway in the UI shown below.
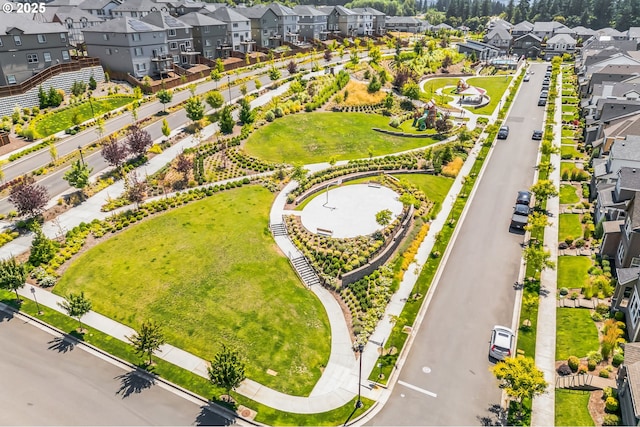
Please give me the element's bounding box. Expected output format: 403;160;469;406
270;222;288;237
291;256;321;288
555;373;616;391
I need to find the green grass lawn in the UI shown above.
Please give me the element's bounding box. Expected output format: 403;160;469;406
562;97;580;105
561;161;577;176
562;104;578;113
562;137;576;145
421;77;461;98
560;184;579;204
464;76;513;115
557;256;591;290
34;96;135;138
561;145;581;159
244;113;440;163
559;213;583;242
556;308;600;360
398;120;440;135
562;128;575;138
54;185;331;396
393;173;454;213
555;389;595;426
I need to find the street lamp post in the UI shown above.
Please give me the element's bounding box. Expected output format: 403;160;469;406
78;146;85;166
227;75;232;105
30;287;42;315
356;343;364;409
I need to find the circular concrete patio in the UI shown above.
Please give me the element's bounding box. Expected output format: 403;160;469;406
300;184;403;238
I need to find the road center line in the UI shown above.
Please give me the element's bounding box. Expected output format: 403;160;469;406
398;380;437;398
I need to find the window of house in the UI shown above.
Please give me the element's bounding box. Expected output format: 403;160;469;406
43;52;51;62
184;28;189;35
132;33;140;41
131;11;137;17
170;42;178;49
135;62;147;71
173;54;179;63
205;50;212;58
233;23;238;28
103;34;109;41
629;290;640;328
134;47;143;56
62;50;70;60
0;38;3;47
185;40;191;48
169;29;176;37
60;33;66;41
204;26;210;33
37;34;46;43
97;9;105;15
234;32;238;38
205;39;211;46
106;48;112;55
13;35;21;46
27;53;38;63
626;218;633;239
7;75;16;84
631;257;640;267
618;241;627;264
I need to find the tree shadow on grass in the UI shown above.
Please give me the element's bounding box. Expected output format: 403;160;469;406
476;403;507;426
115;369;156;398
194;404;234;426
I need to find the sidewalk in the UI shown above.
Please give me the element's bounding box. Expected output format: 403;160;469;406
530;69;562;427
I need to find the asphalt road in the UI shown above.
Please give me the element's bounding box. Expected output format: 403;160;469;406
368;63;549;426
0;51;376;214
0;310;234;426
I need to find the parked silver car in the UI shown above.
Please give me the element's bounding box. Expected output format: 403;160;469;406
489;325;515;361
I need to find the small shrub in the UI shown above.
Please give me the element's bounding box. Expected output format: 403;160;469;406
587;359;597;371
565;236;574;245
557;364;572;376
592;312;604;322
596;303;610;316
577;365;588;374
612;353;624;367
599;369;610;378
567;356;580;372
588;350;603;364
603;386;617;399
605;396;618;412
559;287;569;296
603;414;619;426
614;311;625;321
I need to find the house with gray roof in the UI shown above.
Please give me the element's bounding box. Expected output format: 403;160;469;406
617;342;640;425
176;12;226;60
317;6;358;38
572;25;596;42
44;6;104;45
484;27;511;52
293;5;329;42
352;7;385;36
532;21;568;40
629;28;640;42
352;7;374;36
83;17;168;78
432;23;453;31
111;0;171;19
457;39;499;61
0;14;72;86
236;5;281;49
511;20;533;37
384;16;427;34
595;166;640;225
597;27;627;40
78;0;121;19
141;12;195;67
545;33;577;59
207;6;252;53
486;18;511;31
512;33;542;59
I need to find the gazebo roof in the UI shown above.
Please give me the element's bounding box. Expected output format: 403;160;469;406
459;86;486;96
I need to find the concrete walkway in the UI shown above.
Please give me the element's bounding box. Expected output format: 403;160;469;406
530;68;562;427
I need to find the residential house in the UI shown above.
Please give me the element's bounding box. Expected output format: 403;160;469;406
141;11;195;67
352;7;385;36
175;12;226;60
544;33;577;59
83;17;168;78
207;6;252;53
0;14;72;86
486;18;512;32
582;37;639;52
384;16;427;34
266;3;299;44
431;23;453;32
617;342;640;425
589;64;640;94
586;97;640;146
317;6;359;38
532;21;568;40
44;6;104;46
236;5;280;49
612;191;640;269
78;0;121;19
595;166;640;225
629;28;640;42
483;27;512;52
511;20;533;37
512;33;542;59
457;39;499;61
352;7;373;36
596;27;627;40
111;0;171;19
293;5;329;42
173;0;208;16
572;25;597;43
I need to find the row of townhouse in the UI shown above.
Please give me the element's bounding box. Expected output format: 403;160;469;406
576;30;640;427
459;17;640;61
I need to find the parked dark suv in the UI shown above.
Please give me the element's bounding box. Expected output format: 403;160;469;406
516;190;532;206
497;126;509;139
532;130;543;140
511;191;532;229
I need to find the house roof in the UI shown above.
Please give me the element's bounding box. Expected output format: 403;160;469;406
83;16;162;33
532;21;566;33
630;27;640;39
626;342;640;365
617;266;640;285
112;0;158;12
572;26;596;37
45;5;103;22
386;16;425;25
512;20;533;32
78;0;119;10
234;5;265;19
0;13;66;34
603;219;623;234
630;192;640;230
611;135;640;164
619;167;640;192
597;27;625;38
603;113;640;141
177;12;224;27
268;3;296;17
458;39;499;52
351;7;385;15
49;0;86;6
624;346;640;418
547;33;577;44
433;23;452;30
486;28;512;41
293;5;327;16
489;18;512;29
141;11;190;29
514;33;542;42
208;6;249;23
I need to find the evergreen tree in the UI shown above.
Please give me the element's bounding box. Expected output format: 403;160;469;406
219;105;235;134
506;0;515;21
238;99;254;125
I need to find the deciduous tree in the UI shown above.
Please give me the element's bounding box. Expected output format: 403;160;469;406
0;257;27;303
530;180;558;203
102;136;129;173
9;177;49;218
126;124;152;158
375;209;392;227
63;160;93;194
174;153;193;181
219;105;235;134
156;89;173;113
208;344;246;400
523;244;555;279
127;319;166;365
205;90;224;110
58;291;92;332
185;96;205;125
492;356;547;415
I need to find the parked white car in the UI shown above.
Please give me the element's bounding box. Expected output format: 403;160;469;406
489;325;515;361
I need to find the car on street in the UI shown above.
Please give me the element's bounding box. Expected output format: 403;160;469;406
540;90;549;98
497;126;509;139
532;130;543;140
510;203;530;229
489;326;515;361
523;74;530;82
516;190;532;206
538;97;546;106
